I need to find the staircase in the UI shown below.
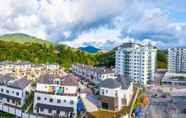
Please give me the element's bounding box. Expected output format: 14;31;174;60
81;96;98;112
129;87;140;118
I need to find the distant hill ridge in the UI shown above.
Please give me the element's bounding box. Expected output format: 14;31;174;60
0;33;168;69
79;46;101;53
0;33;52;46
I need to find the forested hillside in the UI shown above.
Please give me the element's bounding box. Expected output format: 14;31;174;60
0;33;51;46
0;33;168;69
0;41;97;69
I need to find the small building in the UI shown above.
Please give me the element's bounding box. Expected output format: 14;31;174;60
0;61;62;80
0;74;31;108
71;64;116;82
33;74;79;117
99;76;133;111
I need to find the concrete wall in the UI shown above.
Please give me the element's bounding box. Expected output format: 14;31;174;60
0;104;44;118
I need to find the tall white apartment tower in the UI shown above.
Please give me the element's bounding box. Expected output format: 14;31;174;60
168;48;186;73
115;42;157;85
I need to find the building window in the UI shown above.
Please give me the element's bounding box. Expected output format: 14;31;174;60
56;110;60;114
101;89;104;95
40;108;44;112
44;97;47;100
16;92;19;96
48;109;52;113
49;98;53;102
57;99;61;103
18;101;21;105
6;90;9;93
70;100;74;105
64;99;66;103
1;89;3;92
37;97;41;101
115;91;118;97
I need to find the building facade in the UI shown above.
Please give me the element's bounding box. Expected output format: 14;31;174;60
115;42;157;85
0;61;62;80
0;74;31;108
99;77;133;111
168;48;186;73
33;74;79;117
71;64;116;82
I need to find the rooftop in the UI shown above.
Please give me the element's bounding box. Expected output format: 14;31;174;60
0;74;31;89
73;64;114;74
100;76;131;89
62;74;79;86
38;74;59;84
99;78;121;89
95;68;114;74
73;64;94;70
38;74;79;86
119;42;143;48
7;78;31;89
118;42;155;49
0;74;15;85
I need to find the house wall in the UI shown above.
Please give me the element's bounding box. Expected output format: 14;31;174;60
33;92;78;116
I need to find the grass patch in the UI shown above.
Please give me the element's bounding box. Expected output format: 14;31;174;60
0;111;16;118
87;106;129;118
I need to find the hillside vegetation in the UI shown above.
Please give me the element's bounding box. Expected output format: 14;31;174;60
0;33;167;69
0;33;51;46
0;42;97;69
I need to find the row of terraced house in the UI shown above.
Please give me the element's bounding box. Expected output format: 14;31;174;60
0;73;80;118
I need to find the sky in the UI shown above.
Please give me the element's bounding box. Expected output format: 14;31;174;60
0;0;186;50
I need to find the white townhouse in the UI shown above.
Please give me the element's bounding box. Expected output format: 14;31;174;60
115;42;157;85
45;64;60;71
168;48;186;73
99;76;133;111
0;61;62;80
33;74;79;117
0;74;31;108
0;61;32;72
0;61;60;72
71;64;116;82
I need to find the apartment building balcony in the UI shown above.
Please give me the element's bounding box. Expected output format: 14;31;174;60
35;90;78;97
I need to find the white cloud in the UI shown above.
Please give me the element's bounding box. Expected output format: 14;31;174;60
61;26;123;49
38;0;125;30
0;0;38;18
0;0;185;49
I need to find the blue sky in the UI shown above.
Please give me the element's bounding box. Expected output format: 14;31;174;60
0;0;186;49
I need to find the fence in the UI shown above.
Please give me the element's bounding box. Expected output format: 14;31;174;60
0;104;44;118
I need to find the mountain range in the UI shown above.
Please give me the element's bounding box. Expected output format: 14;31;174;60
0;33;167;69
0;33;51;46
79;46;101;53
